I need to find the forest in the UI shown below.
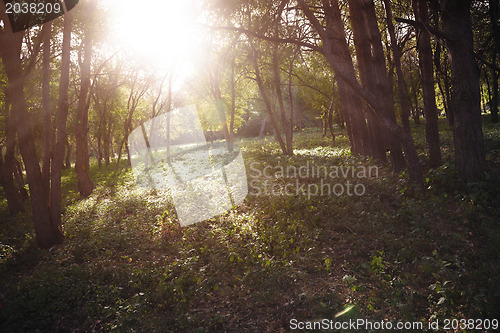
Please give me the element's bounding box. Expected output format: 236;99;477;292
0;0;499;331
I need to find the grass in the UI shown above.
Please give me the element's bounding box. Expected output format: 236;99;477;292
1;117;500;332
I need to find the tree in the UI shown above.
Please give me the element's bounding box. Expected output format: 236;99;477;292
248;37;288;154
0;9;63;248
74;0;96;197
412;0;442;168
116;70;152;167
0;74;25;215
91;61;124;167
41;22;52;188
295;0;423;188
441;0;485;182
383;0;411;131
50;11;74;232
488;0;499;122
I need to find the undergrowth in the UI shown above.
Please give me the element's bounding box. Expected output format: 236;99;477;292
0;118;499;332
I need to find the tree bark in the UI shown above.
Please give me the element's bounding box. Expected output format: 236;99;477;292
249;38;288;154
0;89;24;215
64;141;71;169
298;0;424;189
288;53;296;146
272;44;292;155
413;0;442;168
361;0;405;171
489;0;499;122
348;0;386;161
383;0;411;131
0;146;24;215
42;22;52;187
50;11;73;234
0;24;62;248
322;0;370;157
230;55;237;144
441;0;485;182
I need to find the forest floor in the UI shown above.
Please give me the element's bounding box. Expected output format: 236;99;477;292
1;117;500;332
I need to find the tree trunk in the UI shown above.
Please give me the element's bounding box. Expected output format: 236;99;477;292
413;0;442;168
65;141;71;169
13;158;28;200
51;11;73;233
491;65;499;123
230;55;237;144
104;119;111;166
431;0;451;126
298;0;424;189
0;145;24;215
440;54;453;125
97;131;102;168
249;38;288;154
362;0;405;171
348;0;386;161
0;27;62;248
42;22;52;187
441;0;485;182
322;0;370;157
259;118;267;138
383;0;411;131
489;0;499;122
288;54;296;146
272;44;292;155
327;98;336;145
0;90;24;215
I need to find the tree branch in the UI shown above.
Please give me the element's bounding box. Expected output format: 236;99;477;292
475;52;500;72
22;29;44;80
394;17;451;41
204;24;322;52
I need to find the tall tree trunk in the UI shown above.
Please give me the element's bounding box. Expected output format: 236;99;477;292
272;44;292;155
42;22;52;187
104;119;111;166
362;0;406;171
321;0;370;157
327;97;336;145
413;0;442;168
249;38;288;154
230;55;237;144
441;0;485;182
383;0;411;131
288;53;296;147
50;11;73;233
0;26;62;248
348;0;386;161
64;141;71;169
491;64;499;123
411;81;421;125
0;151;24;215
489;0;499;122
13;158;28;200
443;58;453;125
0;89;24;215
298;0;424;189
431;0;450;126
165;75;172;164
210;63;233;152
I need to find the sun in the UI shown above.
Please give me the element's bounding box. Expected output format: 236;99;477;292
107;0;203;77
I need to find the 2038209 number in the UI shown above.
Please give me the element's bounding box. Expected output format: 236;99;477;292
443;319;498;330
5;2;62;15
